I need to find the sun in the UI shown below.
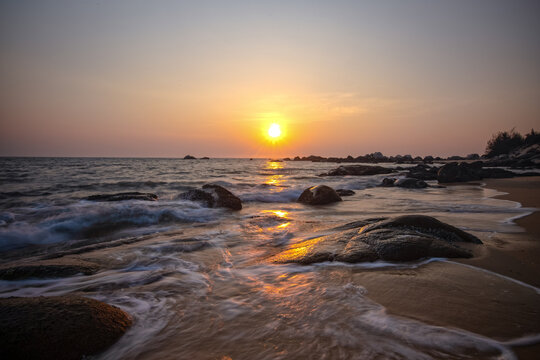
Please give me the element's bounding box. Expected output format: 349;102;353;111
268;123;281;138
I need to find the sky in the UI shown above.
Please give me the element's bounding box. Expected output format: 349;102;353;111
1;0;539;158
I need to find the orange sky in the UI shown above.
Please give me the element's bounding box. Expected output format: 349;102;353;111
1;1;539;158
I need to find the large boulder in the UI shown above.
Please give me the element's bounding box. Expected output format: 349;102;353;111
297;185;342;205
320;165;394;176
0;296;132;360
0;259;99;280
179;184;242;210
85;192;157;202
268;215;481;265
437;162;483;183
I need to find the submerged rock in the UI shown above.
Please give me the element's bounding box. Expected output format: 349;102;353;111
297;185;342;205
336;189;355;196
0;259;99;280
179;184;242;210
0;296;132;360
268;215;481;265
85;192;158;202
319;165;394;176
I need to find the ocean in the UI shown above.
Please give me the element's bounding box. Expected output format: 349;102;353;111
0;157;537;359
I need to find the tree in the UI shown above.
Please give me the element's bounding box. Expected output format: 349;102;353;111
484;129;524;157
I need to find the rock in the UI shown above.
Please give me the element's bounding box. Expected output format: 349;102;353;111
0;259;99;280
269;159;283;162
179;184;242;210
0;296;132;360
297;185;342;205
201;156;210;160
480;168;515;179
268;215;482;265
437;162;483;183
178;189;215;207
85;192;158;202
406;164;439;180
379;177;427;188
394;178;428;188
183;155;196;159
380;177;396;187
336;189;355;196
320;165;394;176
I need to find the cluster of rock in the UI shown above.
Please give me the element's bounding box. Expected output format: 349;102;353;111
283;144;540;168
183;155;210;160
268;215;482;265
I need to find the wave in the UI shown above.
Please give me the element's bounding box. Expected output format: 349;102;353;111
0;201;223;251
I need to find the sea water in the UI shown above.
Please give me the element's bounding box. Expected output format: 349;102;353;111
0;157;537;359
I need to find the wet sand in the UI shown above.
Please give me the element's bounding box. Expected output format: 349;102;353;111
358;176;540;359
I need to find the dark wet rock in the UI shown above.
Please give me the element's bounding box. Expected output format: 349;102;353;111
406;164;439;180
395;178;428;188
437;162;483;183
379;177;427;188
178;189;215;207
297;185;342;205
183;155;196;159
180;184;242;210
202;184;242;210
269;215;481;265
320;165;394;176
380;178;396;187
0;259;99;280
0;296;132;360
336;189;355;196
86;192;158;202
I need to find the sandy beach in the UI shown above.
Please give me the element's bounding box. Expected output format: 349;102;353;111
357;176;540;359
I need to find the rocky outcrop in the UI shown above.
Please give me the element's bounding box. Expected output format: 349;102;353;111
405;164;439;180
179;184;242;210
183;155;196;159
336;189;355;196
437;162;483;183
297;185;342;205
268;215;481;265
86;192;158;202
0;259;99;280
320;165;394;176
0;296;132;360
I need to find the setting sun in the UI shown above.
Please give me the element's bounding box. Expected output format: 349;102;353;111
268;123;282;138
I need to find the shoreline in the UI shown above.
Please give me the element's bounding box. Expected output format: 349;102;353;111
358;176;540;360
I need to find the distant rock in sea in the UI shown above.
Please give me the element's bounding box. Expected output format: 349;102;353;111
183;155;196;159
179;184;242;210
268;215;482;265
0;296;132;360
201;156;210;160
85;192;158;202
297;185;342;205
319;165;394;176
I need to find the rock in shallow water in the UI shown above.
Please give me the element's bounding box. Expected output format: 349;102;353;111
297;185;342;205
336;189;355;196
179;184;242;210
0;296;132;360
268;215;481;265
85;192;158;202
0;259;99;280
